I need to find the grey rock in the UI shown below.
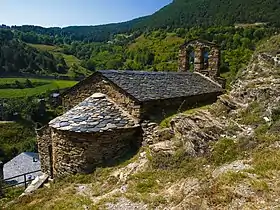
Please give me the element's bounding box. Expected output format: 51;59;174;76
60;122;70;127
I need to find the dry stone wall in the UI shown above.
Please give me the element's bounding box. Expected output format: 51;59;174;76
178;40;222;84
50;127;142;177
0;161;3;197
37;126;53;177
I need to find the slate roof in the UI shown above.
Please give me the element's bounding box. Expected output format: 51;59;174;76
3;152;41;184
49;93;139;133
99;70;223;102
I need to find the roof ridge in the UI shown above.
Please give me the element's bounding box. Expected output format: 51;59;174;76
193;72;223;88
98;70;193;75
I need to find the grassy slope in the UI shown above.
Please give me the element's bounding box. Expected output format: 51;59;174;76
28;44;61;52
127;32;184;71
0;78;77;98
28;44;92;77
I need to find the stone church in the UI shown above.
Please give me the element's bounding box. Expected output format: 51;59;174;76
37;39;225;178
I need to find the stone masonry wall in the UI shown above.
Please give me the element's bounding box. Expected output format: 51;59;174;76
37;126;53;176
50;127;142;177
62;74;141;118
141;92;222;122
178;40;220;80
0;161;3;197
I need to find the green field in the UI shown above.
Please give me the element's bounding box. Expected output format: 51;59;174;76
0;78;77;98
28;44;61;52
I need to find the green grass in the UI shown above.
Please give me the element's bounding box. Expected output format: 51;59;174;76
0;187;25;207
252;149;280;175
53;52;91;77
0;122;36;162
0;78;77;98
210;138;240;166
29;44;92;77
0;78;51;85
53;52;80;66
160;105;210;128
239;101;264;125
256;34;280;55
28;44;62;52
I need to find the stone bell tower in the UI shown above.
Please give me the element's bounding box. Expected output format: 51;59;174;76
178;39;225;87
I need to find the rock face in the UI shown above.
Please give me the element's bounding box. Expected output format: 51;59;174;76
106;197;148;210
212;160;252;178
170;110;226;156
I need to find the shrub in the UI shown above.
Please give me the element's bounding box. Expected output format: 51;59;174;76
210;138;239;166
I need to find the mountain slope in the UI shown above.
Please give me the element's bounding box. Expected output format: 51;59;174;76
3;34;280;210
0;30;68;75
6;0;280;42
0;29;91;77
137;0;280;29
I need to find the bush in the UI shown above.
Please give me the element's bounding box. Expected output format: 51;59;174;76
210;138;239;166
24;79;33;88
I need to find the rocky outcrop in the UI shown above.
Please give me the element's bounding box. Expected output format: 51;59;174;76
212;160;252;178
170;109;226;156
111;151;148;183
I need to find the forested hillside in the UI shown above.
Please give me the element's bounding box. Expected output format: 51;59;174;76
1;25;278;85
61;26;278;85
1;0;278;82
0;30;68;75
137;0;280;29
2;0;280;42
0;29;92;78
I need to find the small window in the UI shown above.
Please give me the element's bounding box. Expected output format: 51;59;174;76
187;47;195;71
202;48;210;70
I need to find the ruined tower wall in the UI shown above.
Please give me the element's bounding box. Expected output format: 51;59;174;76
178;40;220;77
178;40;225;87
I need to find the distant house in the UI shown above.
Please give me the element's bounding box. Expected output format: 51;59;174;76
3;152;41;185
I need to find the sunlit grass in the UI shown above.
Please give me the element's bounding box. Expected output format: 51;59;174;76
0;78;77;98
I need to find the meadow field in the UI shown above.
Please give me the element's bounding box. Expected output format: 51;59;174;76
0;78;77;98
29;44;92;77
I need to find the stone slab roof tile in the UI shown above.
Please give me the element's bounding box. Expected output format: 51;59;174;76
99;70;223;102
49;93;139;133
